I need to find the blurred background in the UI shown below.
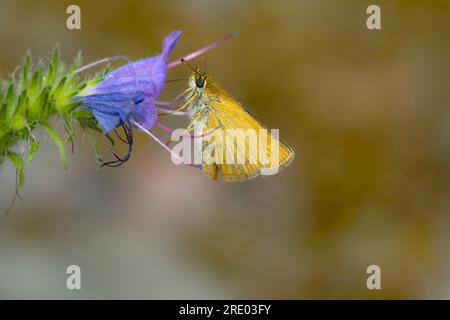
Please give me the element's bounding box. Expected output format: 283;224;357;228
1;0;450;299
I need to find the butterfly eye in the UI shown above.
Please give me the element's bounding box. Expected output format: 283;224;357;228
195;77;205;88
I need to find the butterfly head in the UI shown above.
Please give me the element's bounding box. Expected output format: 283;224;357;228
181;59;209;92
188;71;209;91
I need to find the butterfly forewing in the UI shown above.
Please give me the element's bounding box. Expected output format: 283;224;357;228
199;79;295;182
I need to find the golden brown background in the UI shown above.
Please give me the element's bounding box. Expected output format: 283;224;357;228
1;0;450;299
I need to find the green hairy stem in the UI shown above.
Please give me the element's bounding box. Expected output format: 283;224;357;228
0;47;105;190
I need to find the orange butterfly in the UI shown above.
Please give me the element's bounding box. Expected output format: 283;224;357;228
175;60;295;182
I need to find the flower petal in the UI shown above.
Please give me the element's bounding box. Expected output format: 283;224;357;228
82;30;182;98
74;92;145;133
162;30;182;57
131;96;157;130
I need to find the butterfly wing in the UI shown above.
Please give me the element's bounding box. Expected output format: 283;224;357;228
202;86;295;182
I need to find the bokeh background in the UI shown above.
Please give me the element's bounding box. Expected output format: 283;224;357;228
1;0;450;299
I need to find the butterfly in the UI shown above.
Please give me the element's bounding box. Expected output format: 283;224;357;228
178;59;295;182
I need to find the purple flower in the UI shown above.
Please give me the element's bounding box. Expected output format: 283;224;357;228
75;30;182;133
73;92;145;133
84;31;181;98
73;31;234;166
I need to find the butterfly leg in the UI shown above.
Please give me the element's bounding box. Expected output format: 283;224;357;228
133;120;202;169
156;88;194;116
157;121;220;138
158;93;197;117
187;111;202;132
155;87;193;107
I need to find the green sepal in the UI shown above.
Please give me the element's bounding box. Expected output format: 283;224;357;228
42;123;68;169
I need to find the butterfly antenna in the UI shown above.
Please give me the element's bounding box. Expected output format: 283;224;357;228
165;78;187;83
181;59;202;76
